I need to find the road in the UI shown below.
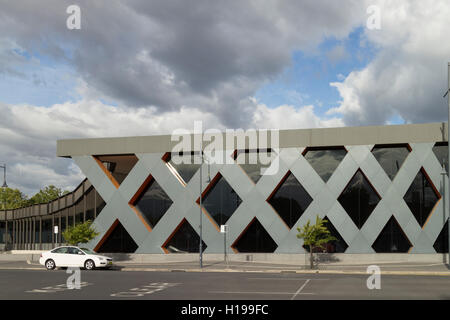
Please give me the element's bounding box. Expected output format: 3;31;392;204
0;269;449;300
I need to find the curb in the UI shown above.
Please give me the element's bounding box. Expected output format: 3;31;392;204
118;267;450;276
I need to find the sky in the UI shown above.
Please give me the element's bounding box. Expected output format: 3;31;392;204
0;0;450;196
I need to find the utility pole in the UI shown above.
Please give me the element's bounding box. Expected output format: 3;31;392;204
447;62;450;260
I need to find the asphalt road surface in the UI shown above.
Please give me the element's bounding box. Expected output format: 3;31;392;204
0;269;449;300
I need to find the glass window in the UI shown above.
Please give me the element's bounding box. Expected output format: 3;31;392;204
133;178;173;228
338;169;381;229
372;216;412;253
52;247;69;254
234;149;276;184
433;221;449;253
74;199;84;225
432;142;448;174
0;221;5;244
233;218;277;253
96;154;139;185
202;175;242;226
268;171;312;229
85;187;96;221
403;168;440;227
166;152;201;184
96;191;106;217
61;214;67;243
68;212;74;228
41;218;52;243
163;219;206;253
303;147;347;182
97;221;138;253
371;144;410;180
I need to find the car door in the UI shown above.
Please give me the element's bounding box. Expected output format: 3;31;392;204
51;247;70;266
67;247;85;267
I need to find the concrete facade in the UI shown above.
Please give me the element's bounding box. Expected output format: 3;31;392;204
57;122;450;254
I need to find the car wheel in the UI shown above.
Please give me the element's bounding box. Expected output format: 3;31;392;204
84;259;95;270
45;259;56;270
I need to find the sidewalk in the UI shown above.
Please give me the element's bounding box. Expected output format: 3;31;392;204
4;259;447;276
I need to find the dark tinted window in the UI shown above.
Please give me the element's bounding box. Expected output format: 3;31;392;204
303;147;347;182
134;179;173;228
41;218;52;243
233;218;277;253
202;175;242;226
371;144;410;180
96;154;139;185
234;149;276;183
433;221;449;253
338;169;381;229
163;219;206;253
268;172;312;229
372;216;412;253
432;142;448;174
167;152;201;184
97;221;138;253
403;168;440;227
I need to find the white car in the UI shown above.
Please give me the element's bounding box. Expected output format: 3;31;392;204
39;246;113;270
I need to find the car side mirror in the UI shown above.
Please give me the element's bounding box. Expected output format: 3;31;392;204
78;252;84;255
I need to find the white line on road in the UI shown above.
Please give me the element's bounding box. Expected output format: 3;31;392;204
291;279;311;300
248;278;329;281
209;291;314;295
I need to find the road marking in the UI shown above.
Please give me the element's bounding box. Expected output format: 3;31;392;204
248;277;329;281
209;291;314;295
110;282;179;297
26;282;92;293
291;279;311;300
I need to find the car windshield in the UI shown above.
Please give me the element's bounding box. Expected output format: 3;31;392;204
80;248;97;255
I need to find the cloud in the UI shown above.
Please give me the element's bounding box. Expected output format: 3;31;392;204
328;0;450;125
0;99;339;195
0;0;367;127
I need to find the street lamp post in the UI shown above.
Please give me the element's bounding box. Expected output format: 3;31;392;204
0;164;8;251
447;62;450;261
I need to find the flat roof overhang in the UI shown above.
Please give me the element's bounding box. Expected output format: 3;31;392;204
57;122;448;157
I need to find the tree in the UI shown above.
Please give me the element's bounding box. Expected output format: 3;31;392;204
29;185;69;204
297;215;336;269
62;220;99;246
0;187;29;210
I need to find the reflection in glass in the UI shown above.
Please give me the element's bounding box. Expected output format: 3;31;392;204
433;221;449;253
234;149;276;183
338;169;381;229
303;147;347;182
403;168;440;227
164;219;206;253
85;187;96;221
372;216;412;253
268;172;312;229
0;221;5;244
233;218;277;253
41;218;52;243
371;144;410;180
96;191;106;217
167;152;201;184
135;179;173;228
97;221;138;253
432;142;448;174
202;175;242;226
61;215;67;243
96;154;139;185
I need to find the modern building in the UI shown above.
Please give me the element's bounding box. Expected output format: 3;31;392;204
1;122;449;254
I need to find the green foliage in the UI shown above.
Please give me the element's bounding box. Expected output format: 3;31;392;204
62;220;99;246
0;187;29;209
29;185;68;205
297;215;336;251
